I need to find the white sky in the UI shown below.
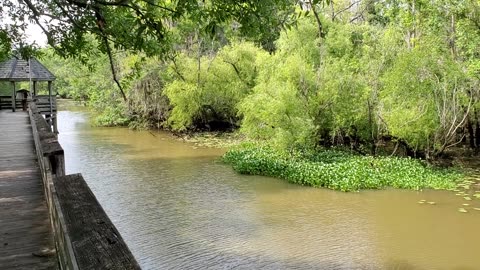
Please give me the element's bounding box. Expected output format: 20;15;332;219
25;23;47;47
3;2;48;47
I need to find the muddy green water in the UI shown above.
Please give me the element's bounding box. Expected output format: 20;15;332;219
57;108;480;270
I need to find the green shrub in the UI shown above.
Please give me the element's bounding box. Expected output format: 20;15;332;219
94;105;130;127
164;42;265;131
238;52;318;150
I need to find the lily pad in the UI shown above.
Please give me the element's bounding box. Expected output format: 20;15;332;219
464;197;472;201
458;208;468;213
462;203;470;206
473;208;480;211
418;201;425;204
427;202;436;205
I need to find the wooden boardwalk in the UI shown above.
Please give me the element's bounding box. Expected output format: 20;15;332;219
0;110;56;269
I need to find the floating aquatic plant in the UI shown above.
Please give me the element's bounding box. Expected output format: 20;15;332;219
223;144;463;192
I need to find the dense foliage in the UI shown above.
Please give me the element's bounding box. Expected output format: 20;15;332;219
1;0;296;57
34;0;480;160
164;42;266;130
2;0;468;193
223;143;461;191
3;0;476;190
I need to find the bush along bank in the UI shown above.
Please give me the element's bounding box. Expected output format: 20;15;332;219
223;143;463;192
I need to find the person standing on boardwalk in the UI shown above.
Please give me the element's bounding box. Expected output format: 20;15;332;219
22;91;28;111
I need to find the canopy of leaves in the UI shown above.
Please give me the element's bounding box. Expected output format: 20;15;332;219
0;0;296;58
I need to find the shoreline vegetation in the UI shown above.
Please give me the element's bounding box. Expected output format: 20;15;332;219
223;143;463;192
42;13;480;165
61;99;471;192
46;1;479;193
173;131;244;149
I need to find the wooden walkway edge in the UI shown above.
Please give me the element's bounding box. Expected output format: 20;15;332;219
0;110;56;269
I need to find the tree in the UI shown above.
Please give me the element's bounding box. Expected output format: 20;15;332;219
1;0;297;100
381;47;472;157
239;18;319;150
165;42;265;131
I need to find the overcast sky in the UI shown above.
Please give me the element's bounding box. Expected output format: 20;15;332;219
3;2;48;47
25;23;47;47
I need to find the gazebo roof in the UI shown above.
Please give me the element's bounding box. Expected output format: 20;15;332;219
0;57;56;82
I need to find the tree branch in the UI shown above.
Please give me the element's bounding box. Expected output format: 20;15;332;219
103;36;128;102
332;0;362;21
308;1;325;38
168;55;186;81
93;9;128;102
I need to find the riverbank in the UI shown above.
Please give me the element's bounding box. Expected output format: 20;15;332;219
57;99;467;192
223;143;463;192
173;131;244;149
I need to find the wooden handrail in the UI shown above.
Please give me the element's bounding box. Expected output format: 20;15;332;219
55;174;141;269
28;102;140;270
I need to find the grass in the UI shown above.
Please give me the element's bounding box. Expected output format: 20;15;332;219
223;143;463;192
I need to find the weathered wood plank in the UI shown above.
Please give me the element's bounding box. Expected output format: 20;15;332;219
54;174;141;270
0;110;56;270
2;105;139;269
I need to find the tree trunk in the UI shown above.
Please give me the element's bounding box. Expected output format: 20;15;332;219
475;115;480;149
367;99;376;155
467;116;476;149
309;2;325;38
397;138;425;159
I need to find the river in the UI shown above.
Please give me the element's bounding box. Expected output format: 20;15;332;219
57;106;480;270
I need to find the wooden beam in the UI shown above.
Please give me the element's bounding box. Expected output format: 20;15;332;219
11;81;15;112
54;174;141;269
33;81;37;97
28;101;137;269
48;81;53;116
53;114;58;134
48;81;58;134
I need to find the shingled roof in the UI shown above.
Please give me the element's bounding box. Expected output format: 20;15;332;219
0;57;56;82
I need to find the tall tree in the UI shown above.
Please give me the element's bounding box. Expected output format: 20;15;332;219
0;0;296;100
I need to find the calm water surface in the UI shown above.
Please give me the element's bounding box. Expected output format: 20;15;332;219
57;108;480;270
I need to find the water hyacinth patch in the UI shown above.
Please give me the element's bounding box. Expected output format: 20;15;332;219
223;144;462;192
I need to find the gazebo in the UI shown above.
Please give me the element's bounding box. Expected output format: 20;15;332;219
0;56;57;132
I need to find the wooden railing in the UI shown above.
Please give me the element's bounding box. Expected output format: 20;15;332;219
34;95;57;114
0;95;56;109
0;95;28;110
29;102;141;270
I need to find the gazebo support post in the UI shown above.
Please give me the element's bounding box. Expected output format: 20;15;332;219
48;81;57;133
11;81;15;112
33;81;37;97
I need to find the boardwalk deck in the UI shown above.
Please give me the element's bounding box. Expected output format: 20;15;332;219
0;110;56;269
